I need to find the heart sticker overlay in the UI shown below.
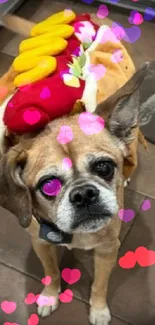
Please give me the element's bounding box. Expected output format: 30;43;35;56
59;289;73;303
1;301;17;314
61;268;81;284
78;112;105;135
3;323;20;325
28;314;39;325
62;158;73;171
81;0;94;3
0;0;9;3
135;246;155;267
111;49;123;63
23;110;41;125
0;86;8;99
88;64;107;81
42;179;62;196
36;294;55;307
118;209;135;222
112;22;141;43
40;86;51;99
57;125;73;144
8;102;14;108
128;10;143;25
41;276;52;286
144;7;155;22
97;4;109;19
141;199;151;211
119;251;136;269
24;293;36;305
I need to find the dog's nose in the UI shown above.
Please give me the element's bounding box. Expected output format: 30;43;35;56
69;184;99;207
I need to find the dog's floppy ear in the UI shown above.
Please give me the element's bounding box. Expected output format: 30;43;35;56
0;140;32;228
95;61;154;144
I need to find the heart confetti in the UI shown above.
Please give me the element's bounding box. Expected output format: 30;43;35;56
24;293;36;305
97;5;109;19
23;110;41;125
78;112;105;135
141;199;151;211
119;251;136;269
40;86;51;99
28;314;39;325
118;209;135;222
57;125;73;144
111;49;123;63
62;158;73;171
41;276;52;285
1;301;16;314
61;268;81;284
36;294;55;307
59;289;73;303
88;64;106;81
144;7;155;22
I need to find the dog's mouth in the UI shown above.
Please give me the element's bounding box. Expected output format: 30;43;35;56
71;212;112;233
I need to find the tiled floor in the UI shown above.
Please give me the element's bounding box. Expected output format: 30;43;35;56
0;1;155;325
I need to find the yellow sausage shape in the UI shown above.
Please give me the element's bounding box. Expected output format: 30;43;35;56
14;56;57;87
31;23;74;38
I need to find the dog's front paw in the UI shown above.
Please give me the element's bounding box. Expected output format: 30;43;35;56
36;287;60;318
89;305;111;325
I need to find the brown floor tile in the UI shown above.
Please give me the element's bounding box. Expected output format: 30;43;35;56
0;53;14;76
128;142;155;198
0;207;64;279
108;197;155;325
59;189;145;303
0;263;90;325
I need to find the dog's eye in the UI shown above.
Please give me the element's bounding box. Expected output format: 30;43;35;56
39;178;62;197
92;160;116;181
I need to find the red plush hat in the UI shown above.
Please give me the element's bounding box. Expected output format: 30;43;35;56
3;13;99;134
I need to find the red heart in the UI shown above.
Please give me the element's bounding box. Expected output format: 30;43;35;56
27;314;39;325
1;301;16;314
135;246;155;267
61;268;81;284
24;293;36;305
4;323;19;325
41;276;52;285
119;251;136;269
59;289;73;303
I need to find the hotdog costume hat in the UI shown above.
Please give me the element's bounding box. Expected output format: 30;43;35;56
0;10;147;180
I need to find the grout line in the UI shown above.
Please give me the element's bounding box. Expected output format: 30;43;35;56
0;260;41;282
126;187;155;200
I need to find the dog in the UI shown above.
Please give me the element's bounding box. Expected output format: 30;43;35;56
0;11;154;325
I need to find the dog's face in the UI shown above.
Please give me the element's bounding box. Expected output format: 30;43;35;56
0;62;153;232
20;116;123;234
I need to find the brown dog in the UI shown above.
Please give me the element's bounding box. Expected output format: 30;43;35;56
0;12;154;325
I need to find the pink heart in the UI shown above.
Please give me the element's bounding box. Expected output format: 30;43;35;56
1;301;16;314
78;112;105;135
59;289;73;303
4;323;20;325
24;293;36;305
111;49;123;63
62;158;73;171
61;268;81;284
40;86;51;99
28;314;39;325
141;199;151;211
23;110;41;125
118;209;135;222
133;12;143;25
88;64;106;81
36;294;55;306
8;102;14;108
41;276;52;285
97;4;109;19
57;125;73;144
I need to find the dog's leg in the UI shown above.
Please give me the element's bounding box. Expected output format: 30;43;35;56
89;241;120;325
32;238;60;318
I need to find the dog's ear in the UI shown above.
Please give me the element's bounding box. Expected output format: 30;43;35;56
0;138;32;228
95;61;155;144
